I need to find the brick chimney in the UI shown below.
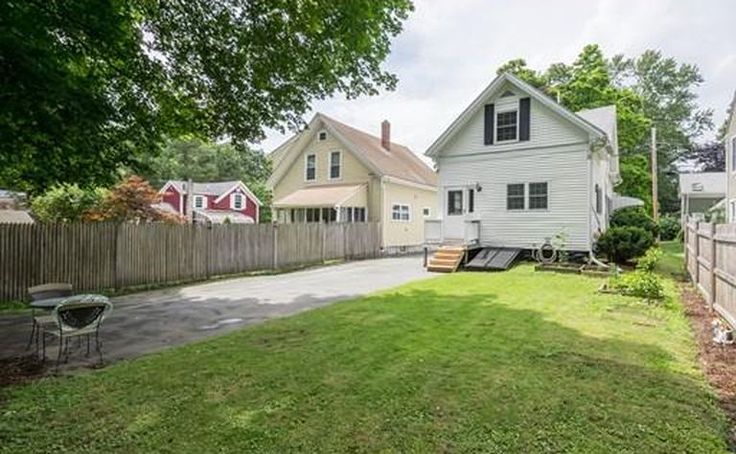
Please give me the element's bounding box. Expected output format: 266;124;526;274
381;120;391;151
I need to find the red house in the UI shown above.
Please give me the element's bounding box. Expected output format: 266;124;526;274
158;180;262;224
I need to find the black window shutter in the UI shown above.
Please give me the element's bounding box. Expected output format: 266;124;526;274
484;104;495;145
519;97;531;141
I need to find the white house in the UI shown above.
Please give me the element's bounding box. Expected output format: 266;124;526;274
679;172;726;222
424;73;636;270
725;91;736;223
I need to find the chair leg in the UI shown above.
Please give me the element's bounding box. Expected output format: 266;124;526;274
86;334;90;357
26;319;36;350
64;338;70;363
95;330;103;365
41;331;46;362
55;335;63;371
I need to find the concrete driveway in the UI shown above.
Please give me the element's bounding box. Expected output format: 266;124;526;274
0;256;432;369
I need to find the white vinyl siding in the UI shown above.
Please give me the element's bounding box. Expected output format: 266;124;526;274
441;83;587;158
438;144;590;250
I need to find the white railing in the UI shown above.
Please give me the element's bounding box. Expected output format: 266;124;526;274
464;220;480;244
424;219;442;244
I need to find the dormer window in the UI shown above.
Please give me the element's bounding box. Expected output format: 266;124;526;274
496;110;518;142
193;195;207;210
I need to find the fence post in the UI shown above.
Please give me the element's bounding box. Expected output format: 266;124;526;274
683;217;689;278
709;222;717;309
694;221;700;286
272;223;279;269
321;224;326;263
113;223;119;291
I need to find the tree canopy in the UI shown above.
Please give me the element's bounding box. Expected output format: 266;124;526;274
1;0;413;194
497;45;712;214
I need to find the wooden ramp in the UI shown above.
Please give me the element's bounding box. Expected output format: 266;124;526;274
427;245;465;273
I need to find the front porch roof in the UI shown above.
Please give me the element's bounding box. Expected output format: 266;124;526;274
273;184;367;209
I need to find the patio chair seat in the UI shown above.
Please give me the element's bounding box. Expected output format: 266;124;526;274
33;314;55;326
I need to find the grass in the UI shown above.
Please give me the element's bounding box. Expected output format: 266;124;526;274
0;301;30;315
0;264;728;452
656;240;686;280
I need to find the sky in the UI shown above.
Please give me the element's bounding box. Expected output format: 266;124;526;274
256;0;736;157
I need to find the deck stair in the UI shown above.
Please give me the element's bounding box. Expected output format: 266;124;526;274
427;245;465;273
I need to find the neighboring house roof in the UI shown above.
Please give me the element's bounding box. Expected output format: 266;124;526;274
273;184;367;208
268;135;299;170
0;210;34;224
268;113;437;189
425;72;613;157
679;172;727;197
160;180;262;206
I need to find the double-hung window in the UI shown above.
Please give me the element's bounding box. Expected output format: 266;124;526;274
496;110;518;142
232;193;244;210
305;154;316;181
529;182;548;210
193;195;206;210
392;204;410;221
329;151;341;179
506;184;525;210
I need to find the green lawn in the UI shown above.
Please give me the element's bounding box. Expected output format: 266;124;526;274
656;240;687;280
0;265;728;452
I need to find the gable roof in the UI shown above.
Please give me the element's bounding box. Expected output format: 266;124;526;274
727;89;736;135
268;113;437;189
160;180;262;206
577;105;618;155
425;72;610;157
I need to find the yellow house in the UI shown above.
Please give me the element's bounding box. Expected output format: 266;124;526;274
268;113;437;252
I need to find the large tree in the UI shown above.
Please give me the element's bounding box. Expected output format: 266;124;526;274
497;45;711;214
0;0;413;194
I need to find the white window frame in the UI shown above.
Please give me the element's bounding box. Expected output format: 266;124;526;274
391;203;411;222
495;108;519;143
328;150;342;180
231;192;245;210
422;207;431;217
506;183;525;211
304;153;317;182
318;130;327;141
193;195;207;210
528;182;549;210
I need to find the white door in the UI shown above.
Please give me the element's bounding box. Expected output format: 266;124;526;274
443;187;466;240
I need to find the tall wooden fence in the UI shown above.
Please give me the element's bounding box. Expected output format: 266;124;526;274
0;222;381;301
685;219;736;326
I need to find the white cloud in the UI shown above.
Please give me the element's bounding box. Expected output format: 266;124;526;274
256;0;736;155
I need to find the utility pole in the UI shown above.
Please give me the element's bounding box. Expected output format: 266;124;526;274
650;127;659;227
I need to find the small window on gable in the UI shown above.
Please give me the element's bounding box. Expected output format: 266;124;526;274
305;154;316;181
329;151;341;179
232;193;244;210
496;110;518;142
500;90;516;98
318;131;327;141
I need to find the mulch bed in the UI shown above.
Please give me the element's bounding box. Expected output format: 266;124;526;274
681;284;736;447
0;355;46;388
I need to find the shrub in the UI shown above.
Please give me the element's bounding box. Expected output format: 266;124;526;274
611;270;665;301
31;184;107;223
596;226;654;264
635;247;662;272
610;207;658;237
658;215;680;241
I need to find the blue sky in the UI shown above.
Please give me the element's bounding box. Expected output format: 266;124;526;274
256;0;736;156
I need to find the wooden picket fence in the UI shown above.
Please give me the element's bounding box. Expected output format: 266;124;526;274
685;219;736;327
0;222;381;302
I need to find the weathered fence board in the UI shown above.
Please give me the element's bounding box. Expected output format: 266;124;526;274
686;219;736;327
0;222;381;301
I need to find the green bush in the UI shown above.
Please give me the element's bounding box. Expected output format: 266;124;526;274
658;215;680;241
30;184;108;223
611;270;665;301
635;247;662;272
596;226;654;264
610;207;658;237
